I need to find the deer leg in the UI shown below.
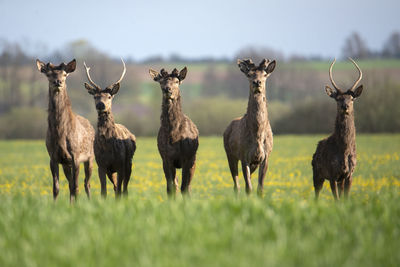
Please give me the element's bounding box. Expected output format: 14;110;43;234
107;172;117;192
84;160;92;199
241;161;252;195
115;170;124;198
227;155;240;193
99;167;107;198
162;161;176;198
313;168;324;200
50;160;60;200
337;179;345;199
123;162;132;197
181;159;196;196
69;161;80;203
257;159;268;197
329;180;339;200
62;165;73;202
344;176;353;199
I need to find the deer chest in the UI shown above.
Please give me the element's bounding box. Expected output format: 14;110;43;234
46;135;73;164
331;153;356;176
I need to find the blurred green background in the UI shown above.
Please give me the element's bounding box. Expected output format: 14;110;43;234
1;36;400;139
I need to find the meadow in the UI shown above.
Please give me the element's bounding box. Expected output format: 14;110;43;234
0;135;399;266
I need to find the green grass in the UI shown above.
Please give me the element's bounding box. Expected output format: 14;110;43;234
0;135;399;266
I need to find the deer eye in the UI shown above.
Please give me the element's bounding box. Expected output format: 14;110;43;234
108;95;111;99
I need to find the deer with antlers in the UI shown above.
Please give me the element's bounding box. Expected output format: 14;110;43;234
223;59;276;196
312;58;364;200
149;67;199;197
36;59;95;202
84;59;136;197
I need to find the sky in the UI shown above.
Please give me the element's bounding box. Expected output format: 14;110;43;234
0;0;399;60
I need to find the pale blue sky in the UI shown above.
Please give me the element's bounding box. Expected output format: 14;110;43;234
0;0;399;60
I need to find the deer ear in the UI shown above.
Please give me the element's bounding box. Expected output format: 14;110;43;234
149;69;161;81
352;85;363;98
178;67;187;81
110;83;120;95
325;85;337;98
237;59;249;74
36;59;47;73
265;60;276;74
84;83;96;95
65;59;76;73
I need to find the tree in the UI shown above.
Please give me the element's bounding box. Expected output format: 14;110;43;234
382;32;400;58
341;32;370;59
202;65;220;97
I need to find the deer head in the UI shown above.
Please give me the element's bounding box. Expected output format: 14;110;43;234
84;59;126;113
325;58;363;115
237;58;276;94
36;59;76;92
149;67;187;100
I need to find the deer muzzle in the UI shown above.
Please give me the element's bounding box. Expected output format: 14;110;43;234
96;102;106;111
253;80;262;87
163;87;173;99
341;103;351;114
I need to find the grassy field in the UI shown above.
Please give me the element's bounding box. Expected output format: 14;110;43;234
0;135;399;266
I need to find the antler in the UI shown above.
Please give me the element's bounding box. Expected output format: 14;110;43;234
258;59;270;70
348;57;362;91
171;68;179;77
83;62;101;90
111;58;126;86
160;68;169;77
329;58;344;94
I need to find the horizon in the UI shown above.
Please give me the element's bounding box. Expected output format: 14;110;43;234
1;0;399;60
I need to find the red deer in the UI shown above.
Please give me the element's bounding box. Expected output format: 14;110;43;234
36;59;95;202
84;59;136;198
223;59;276;196
149;67;199;197
312;58;363;200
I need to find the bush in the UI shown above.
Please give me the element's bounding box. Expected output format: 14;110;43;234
0;107;47;139
187;97;247;135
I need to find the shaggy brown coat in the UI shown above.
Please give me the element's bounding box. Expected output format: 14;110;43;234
36;59;95;202
223;59;276;195
84;60;136;197
312;58;364;200
149;67;199;196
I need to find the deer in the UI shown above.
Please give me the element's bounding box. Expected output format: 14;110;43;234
36;59;95;202
223;59;276;196
312;58;363;200
149;67;199;197
84;59;136;198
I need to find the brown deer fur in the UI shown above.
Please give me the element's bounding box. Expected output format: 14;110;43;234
223;59;276;195
36;59;95;202
312;58;364;200
84;60;136;197
149;67;199;196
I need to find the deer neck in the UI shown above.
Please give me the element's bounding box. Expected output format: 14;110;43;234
97;110;116;138
245;84;269;137
161;95;184;135
47;85;74;137
334;109;356;148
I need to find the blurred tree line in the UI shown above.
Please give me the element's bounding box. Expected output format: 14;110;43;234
0;31;399;139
